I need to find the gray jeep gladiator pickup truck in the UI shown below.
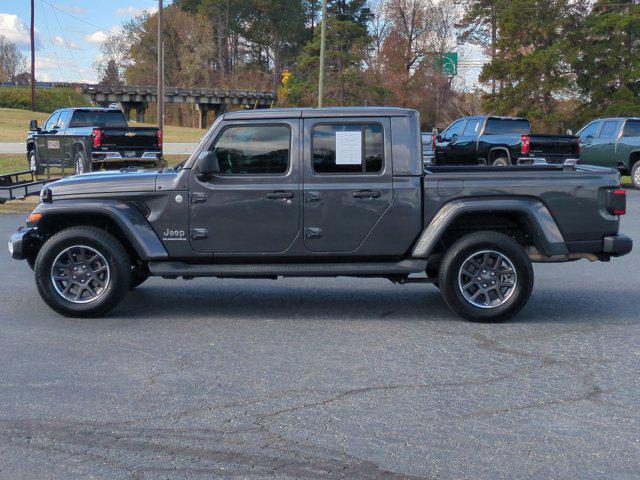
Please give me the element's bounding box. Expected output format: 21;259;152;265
8;107;632;322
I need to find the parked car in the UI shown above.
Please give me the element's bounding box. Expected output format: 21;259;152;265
434;116;580;166
421;132;435;165
26;107;165;175
9;107;631;322
578;117;640;188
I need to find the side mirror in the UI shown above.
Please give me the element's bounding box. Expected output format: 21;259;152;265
198;150;221;175
29;120;38;132
436;134;442;142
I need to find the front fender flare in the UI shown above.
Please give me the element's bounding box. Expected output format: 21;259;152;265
34;200;168;261
411;197;567;258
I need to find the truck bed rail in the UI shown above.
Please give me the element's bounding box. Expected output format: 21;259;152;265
0;170;58;203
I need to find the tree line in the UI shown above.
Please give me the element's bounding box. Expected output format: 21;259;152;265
95;0;639;131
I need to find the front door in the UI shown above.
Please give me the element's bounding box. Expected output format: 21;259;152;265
189;119;301;254
302;118;393;253
589;120;622;167
578;121;601;165
36;110;61;167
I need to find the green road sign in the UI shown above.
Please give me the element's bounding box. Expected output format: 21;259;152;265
436;52;458;76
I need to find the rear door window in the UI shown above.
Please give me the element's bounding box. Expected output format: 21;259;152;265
483;119;531;135
598;121;621;139
312;124;383;174
622;121;640;137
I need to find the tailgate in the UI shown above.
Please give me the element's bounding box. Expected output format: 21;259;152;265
528;134;579;155
99;127;160;149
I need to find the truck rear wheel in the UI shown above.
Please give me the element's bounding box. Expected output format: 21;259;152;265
34;226;131;317
492;156;510;166
438;231;533;322
631;162;640;189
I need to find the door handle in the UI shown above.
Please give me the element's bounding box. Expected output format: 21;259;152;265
266;191;294;200
352;190;381;199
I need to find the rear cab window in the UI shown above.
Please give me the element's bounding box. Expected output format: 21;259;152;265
70;110;128;128
483;118;531;135
463;118;481;136
312;124;383;174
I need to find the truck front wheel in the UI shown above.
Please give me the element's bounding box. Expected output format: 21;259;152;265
438;231;533;322
34;226;131;317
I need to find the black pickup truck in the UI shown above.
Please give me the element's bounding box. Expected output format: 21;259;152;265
26;107;165;175
434;116;580;166
9;107;631;322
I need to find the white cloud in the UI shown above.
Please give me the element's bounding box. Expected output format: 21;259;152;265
53;3;87;15
84;31;108;44
53;35;82;50
115;5;158;16
0;13;42;50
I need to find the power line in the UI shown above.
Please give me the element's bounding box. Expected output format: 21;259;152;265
49;1;85;82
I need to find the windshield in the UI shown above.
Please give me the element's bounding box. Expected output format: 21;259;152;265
69;110;128;128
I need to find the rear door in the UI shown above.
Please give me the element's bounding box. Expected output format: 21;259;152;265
189;119;301;254
302;117;392;253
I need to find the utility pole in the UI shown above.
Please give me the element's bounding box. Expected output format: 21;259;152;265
30;0;36;111
317;0;327;108
157;0;164;134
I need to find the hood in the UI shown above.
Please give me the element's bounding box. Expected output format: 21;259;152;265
47;170;158;198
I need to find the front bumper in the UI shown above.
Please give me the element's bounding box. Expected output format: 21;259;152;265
603;233;633;257
8;227;36;260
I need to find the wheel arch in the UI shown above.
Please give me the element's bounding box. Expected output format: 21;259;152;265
412;197;567;259
488;147;511;163
628;150;640;171
33;201;168;263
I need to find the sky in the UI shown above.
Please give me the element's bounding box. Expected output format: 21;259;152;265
1;0;160;83
1;0;485;86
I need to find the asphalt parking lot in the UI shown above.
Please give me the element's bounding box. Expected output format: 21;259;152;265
0;191;639;480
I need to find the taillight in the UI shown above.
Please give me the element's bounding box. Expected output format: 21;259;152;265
609;188;627;215
157;128;163;148
521;135;530;155
92;128;101;148
577;139;581;155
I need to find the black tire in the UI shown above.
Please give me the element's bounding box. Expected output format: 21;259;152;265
74;150;91;175
34;226;131;317
631;162;640;189
438;231;534;322
492;156;511;166
28;149;44;175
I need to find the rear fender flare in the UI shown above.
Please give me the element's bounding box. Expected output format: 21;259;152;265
411;197;567;258
488;147;511;164
34;200;168;261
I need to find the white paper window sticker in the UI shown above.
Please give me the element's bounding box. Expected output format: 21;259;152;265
335;131;362;165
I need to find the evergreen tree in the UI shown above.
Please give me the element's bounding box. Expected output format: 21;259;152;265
571;0;640;120
478;0;584;131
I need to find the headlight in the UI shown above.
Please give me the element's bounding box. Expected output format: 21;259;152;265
7;239;14;256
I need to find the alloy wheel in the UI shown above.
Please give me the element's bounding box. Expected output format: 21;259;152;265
50;245;110;304
458;249;517;309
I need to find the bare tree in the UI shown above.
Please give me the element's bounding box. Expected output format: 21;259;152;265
0;35;27;82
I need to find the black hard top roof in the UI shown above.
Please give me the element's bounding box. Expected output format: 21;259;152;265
224;106;417;120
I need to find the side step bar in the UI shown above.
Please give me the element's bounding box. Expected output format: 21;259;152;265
148;259;427;278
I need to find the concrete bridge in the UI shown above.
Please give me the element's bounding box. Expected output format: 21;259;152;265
82;84;276;128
